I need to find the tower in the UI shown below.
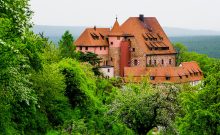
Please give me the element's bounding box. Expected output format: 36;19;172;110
108;18;124;76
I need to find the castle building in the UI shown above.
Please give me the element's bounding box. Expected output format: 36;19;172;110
74;15;203;85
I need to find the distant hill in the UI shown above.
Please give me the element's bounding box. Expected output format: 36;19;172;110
164;27;220;37
32;25;220;58
32;25;86;43
33;25;220;43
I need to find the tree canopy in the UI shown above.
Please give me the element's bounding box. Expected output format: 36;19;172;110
0;0;219;134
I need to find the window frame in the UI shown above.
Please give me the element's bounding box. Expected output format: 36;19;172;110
134;59;138;66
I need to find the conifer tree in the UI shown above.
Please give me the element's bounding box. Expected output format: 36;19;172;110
59;30;77;58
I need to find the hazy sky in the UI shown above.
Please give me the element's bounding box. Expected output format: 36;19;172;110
30;0;220;30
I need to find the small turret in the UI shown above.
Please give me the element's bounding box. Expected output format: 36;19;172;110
108;17;124;37
108;17;125;76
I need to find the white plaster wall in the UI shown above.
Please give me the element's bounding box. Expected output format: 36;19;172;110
99;67;114;78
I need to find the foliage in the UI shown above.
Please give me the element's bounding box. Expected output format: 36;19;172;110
78;51;102;75
176;61;220;135
31;63;73;128
58;58;98;108
1;0;219;134
109;82;180;135
173;42;217;77
173;43;188;65
59;31;78;59
0;0;33;37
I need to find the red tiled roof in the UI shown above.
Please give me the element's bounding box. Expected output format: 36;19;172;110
124;61;203;84
108;20;124;36
120;17;176;55
74;28;110;47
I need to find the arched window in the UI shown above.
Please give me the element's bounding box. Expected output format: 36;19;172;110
134;59;138;66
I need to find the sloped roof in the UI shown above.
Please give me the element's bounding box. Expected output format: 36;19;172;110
124;61;203;84
108;19;124;36
120;17;176;55
74;28;110;47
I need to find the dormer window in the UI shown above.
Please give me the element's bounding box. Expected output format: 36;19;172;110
166;76;170;80
150;76;155;80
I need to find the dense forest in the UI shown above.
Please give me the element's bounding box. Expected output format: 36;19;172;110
0;0;219;135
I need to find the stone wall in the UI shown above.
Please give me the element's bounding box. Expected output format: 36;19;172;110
108;37;124;76
129;37;146;67
146;54;176;67
99;54;109;66
126;37;176;67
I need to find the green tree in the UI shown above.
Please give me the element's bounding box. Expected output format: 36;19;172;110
58;58;97;108
109;82;180;135
0;0;33;38
176;61;220;135
173;43;188;65
31;63;74;128
0;39;39;134
59;31;77;59
78;52;102;76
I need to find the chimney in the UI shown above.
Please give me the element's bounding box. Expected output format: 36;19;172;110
94;25;96;31
139;14;144;22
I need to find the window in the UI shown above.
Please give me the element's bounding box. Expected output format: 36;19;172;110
133;48;135;52
150;76;155;80
80;46;82;50
111;57;113;61
117;37;120;40
108;69;110;72
161;59;164;65
186;75;188;78
154;60;156;65
169;59;172;65
190;73;193;76
149;60;152;65
100;47;102;50
104;47;106;50
85;47;88;50
111;42;113;45
134;59;138;66
179;76;182;79
166;76;170;80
